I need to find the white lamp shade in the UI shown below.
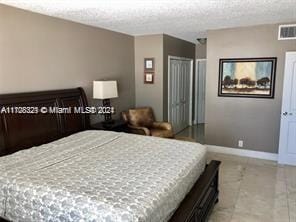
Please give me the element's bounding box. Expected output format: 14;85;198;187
93;81;118;99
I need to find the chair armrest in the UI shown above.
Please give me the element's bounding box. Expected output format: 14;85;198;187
127;125;150;136
152;122;173;131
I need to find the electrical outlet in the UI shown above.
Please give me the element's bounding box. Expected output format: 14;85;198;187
238;140;244;148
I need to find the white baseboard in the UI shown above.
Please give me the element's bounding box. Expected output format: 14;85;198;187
206;145;278;161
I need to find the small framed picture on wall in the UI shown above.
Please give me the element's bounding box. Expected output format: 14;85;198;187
144;72;154;84
144;58;154;71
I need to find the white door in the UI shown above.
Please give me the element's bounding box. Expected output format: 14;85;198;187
169;58;192;133
196;60;206;124
278;52;296;166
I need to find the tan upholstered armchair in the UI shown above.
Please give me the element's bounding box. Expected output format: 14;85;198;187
121;107;174;138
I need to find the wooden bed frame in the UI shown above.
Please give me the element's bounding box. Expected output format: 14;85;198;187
0;88;220;222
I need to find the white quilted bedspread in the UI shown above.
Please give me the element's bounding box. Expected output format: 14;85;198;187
0;130;206;222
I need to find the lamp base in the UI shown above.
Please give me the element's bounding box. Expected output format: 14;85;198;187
102;119;115;128
102;99;112;123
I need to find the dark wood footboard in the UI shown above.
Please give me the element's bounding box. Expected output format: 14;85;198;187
169;160;221;222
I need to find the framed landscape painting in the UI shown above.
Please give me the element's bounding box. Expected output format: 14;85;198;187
218;58;277;98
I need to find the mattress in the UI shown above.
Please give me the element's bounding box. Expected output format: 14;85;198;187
0;130;206;222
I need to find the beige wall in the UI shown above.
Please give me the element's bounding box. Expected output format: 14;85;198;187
0;4;135;121
196;43;207;59
134;35;164;120
134;34;195;121
163;34;196;121
206;23;296;153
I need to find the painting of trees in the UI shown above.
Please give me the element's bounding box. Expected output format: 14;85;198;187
223;76;232;88
257;77;270;88
239;77;256;88
223;76;239;88
248;80;256;87
239;77;251;87
219;58;276;98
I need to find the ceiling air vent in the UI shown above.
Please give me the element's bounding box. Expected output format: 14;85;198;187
278;24;296;40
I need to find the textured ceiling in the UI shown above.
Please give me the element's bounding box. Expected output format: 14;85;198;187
1;0;296;43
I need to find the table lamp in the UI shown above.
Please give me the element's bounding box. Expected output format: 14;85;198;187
93;80;118;124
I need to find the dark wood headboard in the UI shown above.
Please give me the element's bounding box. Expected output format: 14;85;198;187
0;88;90;156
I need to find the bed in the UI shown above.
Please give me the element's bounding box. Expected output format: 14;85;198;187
0;88;220;222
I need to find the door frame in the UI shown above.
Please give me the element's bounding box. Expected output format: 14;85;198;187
194;59;207;124
168;55;194;127
278;51;296;165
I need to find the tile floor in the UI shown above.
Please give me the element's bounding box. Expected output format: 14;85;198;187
177;124;296;222
207;152;296;222
176;123;205;144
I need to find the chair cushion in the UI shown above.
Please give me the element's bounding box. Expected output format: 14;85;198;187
150;128;174;138
121;111;129;123
128;107;154;127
